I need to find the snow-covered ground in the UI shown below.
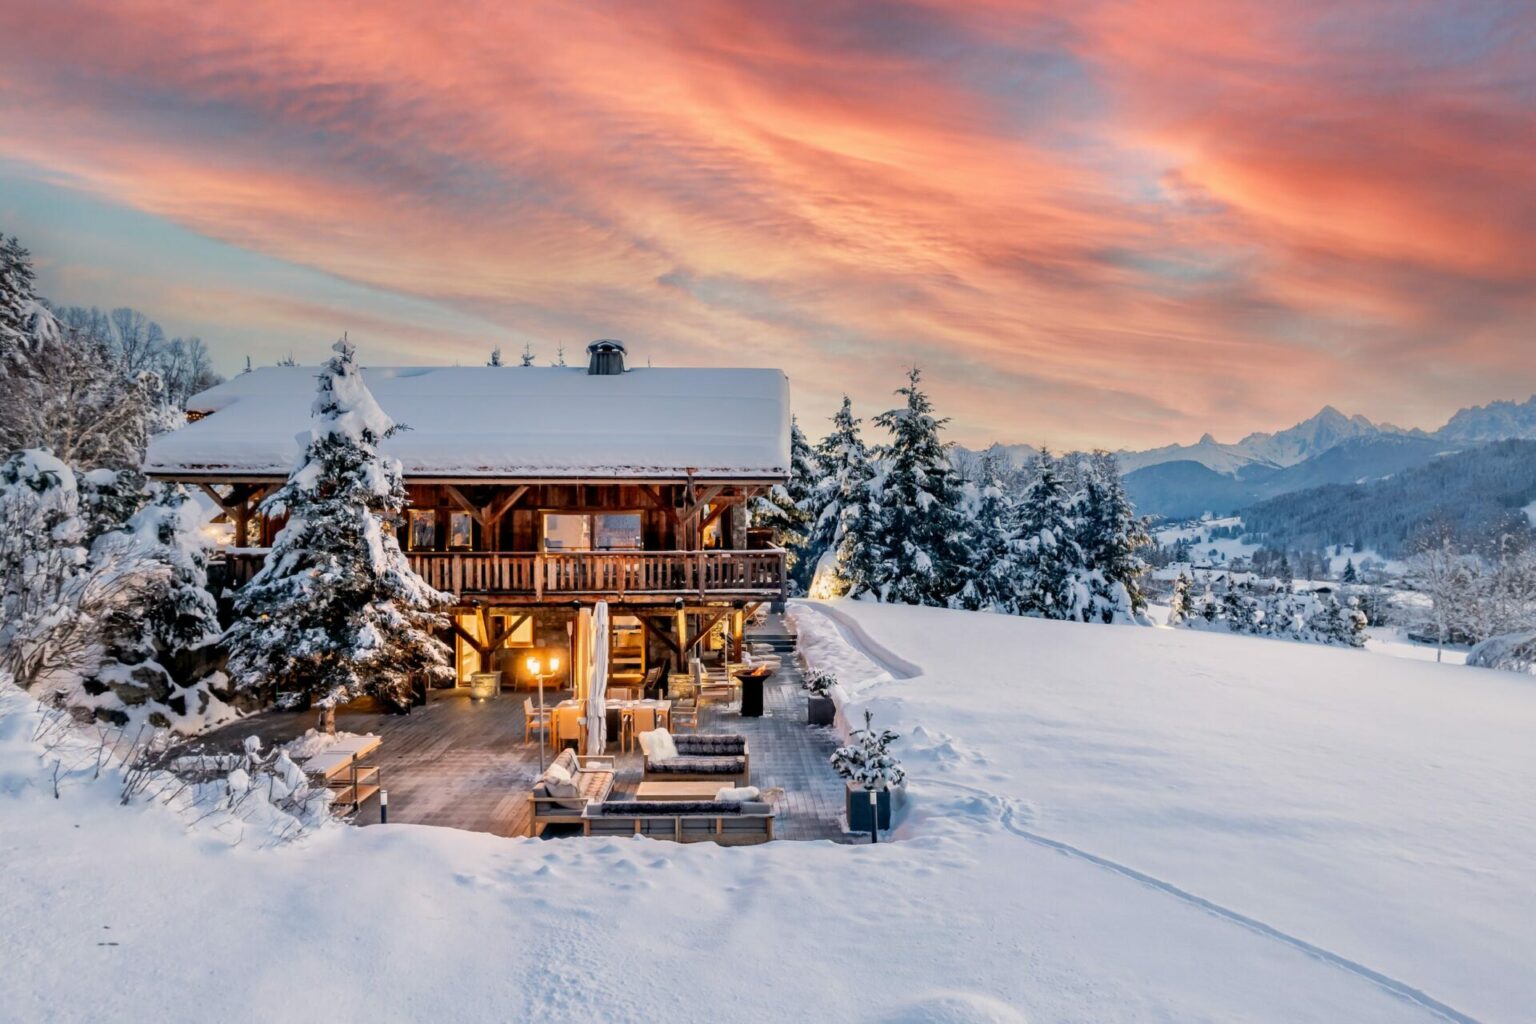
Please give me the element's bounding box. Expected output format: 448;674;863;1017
1364;625;1469;665
4;602;1533;1022
794;601;1535;1024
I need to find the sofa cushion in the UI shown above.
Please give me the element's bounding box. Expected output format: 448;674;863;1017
649;756;744;776
552;749;581;776
591;800;744;816
674;735;745;756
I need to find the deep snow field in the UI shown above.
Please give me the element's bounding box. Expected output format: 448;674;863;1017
3;602;1533;1024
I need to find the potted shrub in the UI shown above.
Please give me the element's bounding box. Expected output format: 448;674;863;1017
804;669;837;726
831;710;906;833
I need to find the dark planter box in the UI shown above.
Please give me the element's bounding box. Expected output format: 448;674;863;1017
845;781;900;832
806;694;835;726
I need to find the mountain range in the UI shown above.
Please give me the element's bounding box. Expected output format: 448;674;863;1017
958;394;1536;522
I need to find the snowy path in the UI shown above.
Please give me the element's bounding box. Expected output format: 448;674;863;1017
790;601;1536;1024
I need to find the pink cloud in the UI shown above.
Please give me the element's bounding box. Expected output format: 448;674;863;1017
0;0;1531;447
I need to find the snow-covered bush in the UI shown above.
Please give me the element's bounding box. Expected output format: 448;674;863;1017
1467;631;1536;675
0;451;166;690
804;668;836;696
1182;583;1366;648
831;709;906;791
224;339;454;732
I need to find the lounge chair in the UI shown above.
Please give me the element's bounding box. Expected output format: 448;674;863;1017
527;748;615;837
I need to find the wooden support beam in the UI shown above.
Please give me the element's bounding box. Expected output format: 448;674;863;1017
484;485;528;524
684;608;732;654
698;499;734;534
489;612;531;651
450;619;490;658
628;612;682;661
443;485;485;523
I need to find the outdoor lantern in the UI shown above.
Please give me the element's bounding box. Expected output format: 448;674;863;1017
526;655;540;675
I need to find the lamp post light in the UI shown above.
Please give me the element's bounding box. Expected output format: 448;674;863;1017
527;652;561;772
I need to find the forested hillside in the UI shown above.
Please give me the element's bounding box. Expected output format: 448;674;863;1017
1239;440;1536;555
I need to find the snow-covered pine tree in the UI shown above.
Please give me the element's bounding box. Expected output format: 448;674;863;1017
870;367;966;606
1;232;38;350
225;339;454;732
1342;558;1358;583
1168;570;1193;625
487;346;503;367
80;484;229;729
520;344;536;367
807;397;881;599
750;417;817;594
0;237;158;471
954;449;1020;612
1013;448;1087;618
1072;450;1151;623
0;449;167;693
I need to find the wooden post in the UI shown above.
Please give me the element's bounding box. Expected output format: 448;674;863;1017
675;606;688;666
732;609;744;660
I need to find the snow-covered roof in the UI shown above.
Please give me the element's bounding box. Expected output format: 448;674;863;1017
146;365;791;480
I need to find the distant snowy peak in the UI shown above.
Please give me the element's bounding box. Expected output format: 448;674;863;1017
1115;437;1269;476
1234;405;1406;468
1434;395;1536;443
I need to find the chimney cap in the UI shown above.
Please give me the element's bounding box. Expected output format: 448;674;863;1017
587;339;627;355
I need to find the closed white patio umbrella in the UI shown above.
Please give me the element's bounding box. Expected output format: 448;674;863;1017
586;600;610;755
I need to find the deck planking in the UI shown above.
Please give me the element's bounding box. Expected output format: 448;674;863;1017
200;618;850;842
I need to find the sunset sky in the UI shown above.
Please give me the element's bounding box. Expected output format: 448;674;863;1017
1;1;1531;449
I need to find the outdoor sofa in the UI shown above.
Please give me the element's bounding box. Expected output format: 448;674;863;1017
581;799;775;845
527;748;615;837
640;731;750;787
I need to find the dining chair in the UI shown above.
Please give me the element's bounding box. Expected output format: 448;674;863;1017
670;698;699;731
551;707;583;751
624;707;658;752
523;697;551;743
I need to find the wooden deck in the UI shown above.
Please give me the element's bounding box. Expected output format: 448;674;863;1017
199;628;849;842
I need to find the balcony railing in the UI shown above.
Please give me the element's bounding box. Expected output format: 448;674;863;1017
218;549;787;600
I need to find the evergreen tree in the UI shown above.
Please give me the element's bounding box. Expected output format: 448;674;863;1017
751;418;817;593
519;344;536;367
807;397;880;599
1;233;39;350
0;235;158;470
870;368;967;606
1073;450;1151;623
225;339;454;732
1168;570;1193;625
487;346;503;367
80;484;227;728
955;449;1020;611
1342;558;1358;583
1014;448;1086;617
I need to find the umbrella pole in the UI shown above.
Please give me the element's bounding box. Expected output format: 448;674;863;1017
537;674;547;773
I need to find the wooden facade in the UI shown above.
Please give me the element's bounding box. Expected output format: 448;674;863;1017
190;476;785;689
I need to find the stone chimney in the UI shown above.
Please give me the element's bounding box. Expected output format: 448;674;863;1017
586;339;627;375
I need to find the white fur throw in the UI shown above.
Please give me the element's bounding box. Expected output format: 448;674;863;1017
641;728;678;761
715;786;760;802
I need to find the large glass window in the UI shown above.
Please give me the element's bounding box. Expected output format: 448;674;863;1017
408;509;437;550
448;511;474;549
542;512;643;551
542;513;592;551
594;513;643;550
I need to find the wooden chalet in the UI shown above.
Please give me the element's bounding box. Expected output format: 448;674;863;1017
144;340;791;692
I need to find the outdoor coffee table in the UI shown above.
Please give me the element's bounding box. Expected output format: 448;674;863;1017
634;781;724;802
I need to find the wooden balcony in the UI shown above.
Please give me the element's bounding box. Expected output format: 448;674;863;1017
218;549;787;602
